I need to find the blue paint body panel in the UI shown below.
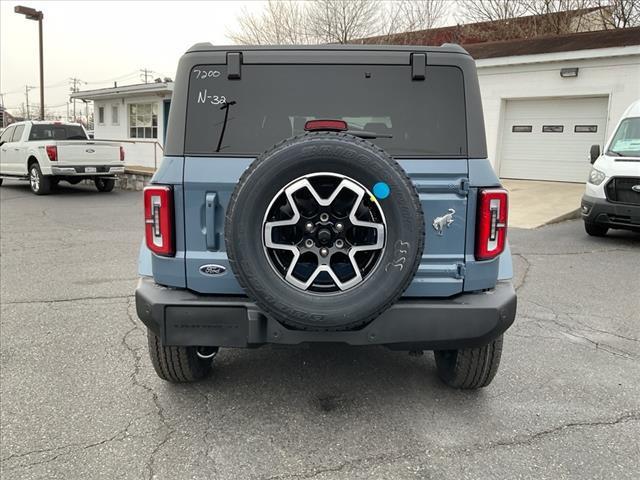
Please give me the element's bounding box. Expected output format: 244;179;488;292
143;155;512;297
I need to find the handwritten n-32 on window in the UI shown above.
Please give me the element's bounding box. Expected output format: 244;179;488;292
197;90;227;105
192;69;221;79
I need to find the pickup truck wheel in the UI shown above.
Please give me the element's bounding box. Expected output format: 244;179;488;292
147;330;215;382
94;177;115;192
0;178;3;186
584;221;608;237
29;163;51;195
225;132;424;331
434;336;503;389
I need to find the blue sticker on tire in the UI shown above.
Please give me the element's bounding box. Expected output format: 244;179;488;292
373;182;390;199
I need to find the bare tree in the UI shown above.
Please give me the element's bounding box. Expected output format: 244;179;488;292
306;0;382;43
456;0;615;40
457;0;529;24
524;0;599;34
228;0;450;45
592;0;640;28
383;0;449;39
227;1;311;45
456;0;532;40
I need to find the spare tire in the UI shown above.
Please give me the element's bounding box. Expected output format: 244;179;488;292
225;132;424;330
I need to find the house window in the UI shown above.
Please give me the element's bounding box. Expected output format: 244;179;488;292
98;106;105;125
112;105;119;125
512;125;532;133
575;125;597;133
542;125;564;133
128;103;158;139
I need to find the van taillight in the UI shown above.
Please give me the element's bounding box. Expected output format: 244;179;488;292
46;145;57;161
475;188;508;261
144;186;174;256
119;146;125;161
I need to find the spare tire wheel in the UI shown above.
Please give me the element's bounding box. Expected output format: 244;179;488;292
225;132;424;330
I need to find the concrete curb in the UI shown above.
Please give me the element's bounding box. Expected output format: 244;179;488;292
535;207;581;228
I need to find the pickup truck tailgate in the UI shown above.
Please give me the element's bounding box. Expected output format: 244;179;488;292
55;141;121;164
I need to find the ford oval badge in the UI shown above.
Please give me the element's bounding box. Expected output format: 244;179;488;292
199;264;226;276
86;148;95;153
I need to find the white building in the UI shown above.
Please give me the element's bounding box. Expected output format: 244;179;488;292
71;82;173;169
467;27;640;182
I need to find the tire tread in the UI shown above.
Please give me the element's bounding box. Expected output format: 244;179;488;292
435;336;503;389
147;330;211;383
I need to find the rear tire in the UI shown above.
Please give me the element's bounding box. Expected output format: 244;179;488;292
584;221;608;237
147;330;215;383
0;178;3;186
29;163;51;195
95;177;115;192
434;336;503;389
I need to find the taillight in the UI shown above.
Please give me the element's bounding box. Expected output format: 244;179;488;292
45;145;58;161
304;119;348;132
144;186;175;256
119;146;125;162
475;188;508;261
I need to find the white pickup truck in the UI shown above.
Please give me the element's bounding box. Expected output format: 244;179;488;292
0;121;124;195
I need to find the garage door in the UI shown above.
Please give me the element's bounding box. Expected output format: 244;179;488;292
499;97;608;182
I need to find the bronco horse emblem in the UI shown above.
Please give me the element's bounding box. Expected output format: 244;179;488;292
432;209;456;236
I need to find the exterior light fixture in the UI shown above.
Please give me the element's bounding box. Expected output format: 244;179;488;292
560;68;579;78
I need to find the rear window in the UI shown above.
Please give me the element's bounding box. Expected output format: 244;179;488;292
29;124;87;141
185;65;467;157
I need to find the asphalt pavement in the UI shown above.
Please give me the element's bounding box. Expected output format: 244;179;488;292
1;178;639;480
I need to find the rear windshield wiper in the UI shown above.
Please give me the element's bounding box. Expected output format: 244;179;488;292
345;130;393;139
216;100;236;152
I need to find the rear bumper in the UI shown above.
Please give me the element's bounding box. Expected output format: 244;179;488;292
135;277;517;350
581;194;640;230
50;165;125;176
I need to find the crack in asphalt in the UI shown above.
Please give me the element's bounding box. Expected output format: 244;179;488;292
260;412;640;480
121;297;175;480
1;414;145;471
512;253;531;293
1;294;134;306
192;384;222;476
520;299;638;360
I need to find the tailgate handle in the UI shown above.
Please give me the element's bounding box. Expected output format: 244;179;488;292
205;192;219;250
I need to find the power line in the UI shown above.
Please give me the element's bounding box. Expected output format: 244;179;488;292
140;68;156;84
1;70;143;95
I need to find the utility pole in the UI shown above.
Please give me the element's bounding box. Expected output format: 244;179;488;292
25;85;34;120
140;68;154;84
69;77;84;121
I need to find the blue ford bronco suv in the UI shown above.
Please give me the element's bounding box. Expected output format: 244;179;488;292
136;44;517;389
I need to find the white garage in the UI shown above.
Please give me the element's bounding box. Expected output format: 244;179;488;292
468;27;640;183
498;96;608;182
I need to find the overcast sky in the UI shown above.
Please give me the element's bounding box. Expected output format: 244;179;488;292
0;1;265;114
